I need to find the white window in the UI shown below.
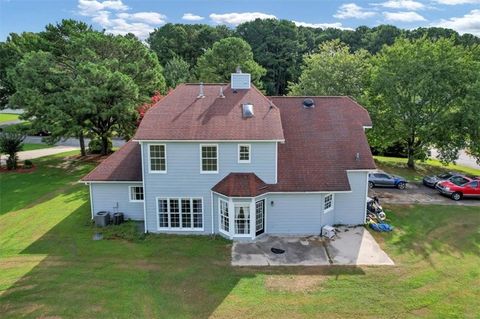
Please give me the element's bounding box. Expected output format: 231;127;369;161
238;144;251;163
129;186;144;202
219;199;229;233
149;144;166;172
234;204;250;235
324;193;334;212
157;198;203;230
200;144;218;173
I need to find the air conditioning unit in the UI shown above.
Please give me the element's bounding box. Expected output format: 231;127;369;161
322;225;336;239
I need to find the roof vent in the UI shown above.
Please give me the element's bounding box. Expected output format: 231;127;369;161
231;68;251;90
303;98;315;108
197;82;205;99
355;152;360;161
242;103;254;118
219;86;225;98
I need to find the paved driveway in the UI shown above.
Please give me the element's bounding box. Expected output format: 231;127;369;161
232;226;394;266
369;182;480;206
0;146;79;164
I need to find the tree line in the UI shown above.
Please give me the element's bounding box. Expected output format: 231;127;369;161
0;19;479;167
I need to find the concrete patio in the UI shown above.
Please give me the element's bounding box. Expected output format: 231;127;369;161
232;226;394;266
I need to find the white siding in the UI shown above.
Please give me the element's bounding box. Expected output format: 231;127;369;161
266;194;324;235
333;171;368;225
143;142;277;234
90;183;144;220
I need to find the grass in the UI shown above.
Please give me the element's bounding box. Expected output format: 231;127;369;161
0;153;479;318
21;143;53;152
0;113;19;124
0;151;94;215
374;156;480;182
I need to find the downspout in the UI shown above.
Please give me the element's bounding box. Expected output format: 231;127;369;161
140;142;148;233
210;191;214;234
88;182;94;220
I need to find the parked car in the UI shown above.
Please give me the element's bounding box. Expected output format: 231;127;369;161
368;172;407;189
435;176;480;200
422;172;461;188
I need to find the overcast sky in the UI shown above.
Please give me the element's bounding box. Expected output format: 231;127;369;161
1;0;479;40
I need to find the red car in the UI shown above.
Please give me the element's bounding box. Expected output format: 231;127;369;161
436;175;480;201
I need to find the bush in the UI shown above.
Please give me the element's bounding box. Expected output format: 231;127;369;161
88;138;112;154
24;159;33;168
0;131;25;170
99;221;145;241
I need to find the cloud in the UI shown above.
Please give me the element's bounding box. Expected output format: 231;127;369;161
334;3;376;19
383;11;426;21
209;12;276;25
293;20;354;30
78;0;127;15
434;0;480;4
435;9;480;35
117;12;166;24
77;0;166;39
182;13;204;21
373;0;425;10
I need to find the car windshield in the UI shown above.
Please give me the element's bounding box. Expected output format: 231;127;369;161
438;173;452;179
450;176;469;186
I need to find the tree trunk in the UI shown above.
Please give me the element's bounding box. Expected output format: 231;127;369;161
79;132;86;157
407;141;415;169
101;135;109;156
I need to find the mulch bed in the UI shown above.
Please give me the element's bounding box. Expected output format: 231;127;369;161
0;165;36;174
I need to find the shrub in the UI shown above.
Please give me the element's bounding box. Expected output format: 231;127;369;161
0;131;25;170
88;138;112;154
99;221;145;241
24;159;33;169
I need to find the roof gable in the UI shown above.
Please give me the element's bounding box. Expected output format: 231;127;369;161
134;84;284;141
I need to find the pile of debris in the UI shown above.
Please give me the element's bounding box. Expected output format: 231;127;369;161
366;197;394;232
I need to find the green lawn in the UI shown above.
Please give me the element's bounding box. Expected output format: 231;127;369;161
21;143;53;152
0;113;19;124
375;156;480;182
0;153;479;318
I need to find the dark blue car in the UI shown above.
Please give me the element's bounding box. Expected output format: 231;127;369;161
368;172;407;189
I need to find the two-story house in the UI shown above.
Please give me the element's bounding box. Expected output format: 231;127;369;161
81;71;376;240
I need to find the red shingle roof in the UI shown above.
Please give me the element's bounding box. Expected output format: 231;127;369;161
133;84;284;141
212;173;269;197
268;96;375;192
82;87;376;192
81;141;142;182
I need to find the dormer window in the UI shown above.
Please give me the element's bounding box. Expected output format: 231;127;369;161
238;144;251;163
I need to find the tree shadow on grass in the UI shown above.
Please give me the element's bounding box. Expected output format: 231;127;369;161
0;203;366;318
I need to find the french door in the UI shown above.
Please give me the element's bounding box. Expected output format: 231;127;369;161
255;199;265;236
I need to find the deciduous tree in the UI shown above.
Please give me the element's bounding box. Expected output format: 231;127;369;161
366;37;475;168
289;40;371;98
195;37;266;86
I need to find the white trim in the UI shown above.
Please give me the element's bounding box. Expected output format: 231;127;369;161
274;142;278;184
212;190;352;197
89;183;94;219
200;144;219;174
140;143;147;233
323;193;334;213
210;191;214;234
218;198;230;236
134;139;285;143
346;169;376;172
148;143;167;174
237;144;251;163
83;181;142;184
363;172;369;224
128;185;144;203
228;198;234;239
254;198;266;236
155;197;204;232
